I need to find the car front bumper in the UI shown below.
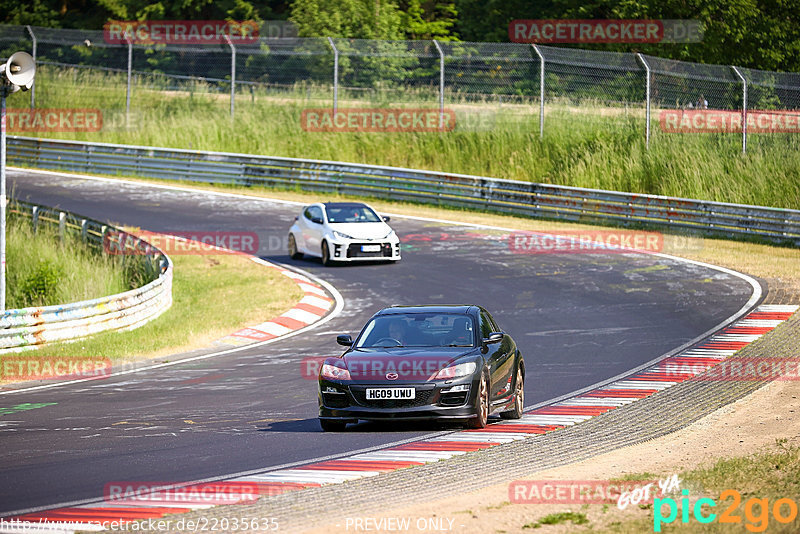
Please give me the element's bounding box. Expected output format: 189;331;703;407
318;377;477;421
328;239;401;261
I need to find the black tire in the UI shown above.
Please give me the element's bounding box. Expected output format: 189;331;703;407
320;419;347;432
288;234;303;260
321;241;333;266
467;371;489;429
500;365;524;420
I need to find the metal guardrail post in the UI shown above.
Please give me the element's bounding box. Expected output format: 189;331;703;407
58;211;66;241
433;40;445;130
81;218;88;241
635;53;651;149
31;205;38;233
125;35;132;125
327;37;339;113
732;66;747;154
532;45;545;138
26;25;36;109
224;35;236;118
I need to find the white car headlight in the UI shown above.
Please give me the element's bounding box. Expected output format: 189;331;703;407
431;362;477;380
333;230;354;240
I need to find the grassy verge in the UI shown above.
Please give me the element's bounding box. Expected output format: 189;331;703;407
14;66;800;209
6;216;129;308
14;250;304;365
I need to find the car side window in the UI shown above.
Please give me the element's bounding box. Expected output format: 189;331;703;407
305;206;323;224
479;311;494;340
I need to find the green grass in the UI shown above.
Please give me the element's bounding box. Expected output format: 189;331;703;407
13;66;800;210
6;216;130;308
17;251;303;363
523;511;590;529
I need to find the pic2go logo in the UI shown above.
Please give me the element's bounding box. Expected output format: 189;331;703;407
654;490;799;532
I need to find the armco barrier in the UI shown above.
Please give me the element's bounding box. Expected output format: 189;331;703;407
1;199;172;351
8;136;800;246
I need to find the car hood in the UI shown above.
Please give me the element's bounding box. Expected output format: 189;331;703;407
329;222;392;240
342;347;477;382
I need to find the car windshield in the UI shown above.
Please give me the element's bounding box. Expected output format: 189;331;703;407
326;205;381;223
355;313;476;348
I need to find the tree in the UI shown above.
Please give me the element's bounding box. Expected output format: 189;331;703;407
289;0;404;40
399;0;458;40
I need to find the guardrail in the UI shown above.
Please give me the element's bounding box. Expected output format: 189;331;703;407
8;136;800;247
1;198;172;351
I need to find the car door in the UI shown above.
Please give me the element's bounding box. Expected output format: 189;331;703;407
301;205;325;254
481;310;515;403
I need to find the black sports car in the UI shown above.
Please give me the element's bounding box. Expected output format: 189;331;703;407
318;305;525;431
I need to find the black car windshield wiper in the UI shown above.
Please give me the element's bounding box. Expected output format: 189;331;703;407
446;343;473;347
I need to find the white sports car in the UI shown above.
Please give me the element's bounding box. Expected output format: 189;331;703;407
288;202;401;265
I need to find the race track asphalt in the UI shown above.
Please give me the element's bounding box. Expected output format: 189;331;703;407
0;169;757;514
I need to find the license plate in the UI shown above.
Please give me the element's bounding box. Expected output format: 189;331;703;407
365;388;415;400
361;244;382;253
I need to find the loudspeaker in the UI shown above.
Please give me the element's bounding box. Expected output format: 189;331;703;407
1;52;36;91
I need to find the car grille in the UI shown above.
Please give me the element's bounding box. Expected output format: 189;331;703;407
346;242;393;258
439;392;469;406
350;387;435;408
322;392;350;408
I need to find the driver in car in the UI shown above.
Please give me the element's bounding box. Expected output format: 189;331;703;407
388;320;409;345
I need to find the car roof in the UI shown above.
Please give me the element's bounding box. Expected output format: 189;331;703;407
323;202;370;209
376;305;478;316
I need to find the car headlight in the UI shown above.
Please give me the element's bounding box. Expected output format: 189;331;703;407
333;230;354;240
430;362;477;380
321;362;352;381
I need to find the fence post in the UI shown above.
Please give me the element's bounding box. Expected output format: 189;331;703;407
125;35;132;125
58;211;66;241
224;35;236;118
732;66;747;154
432;40;445;130
327;37;339;113
31;206;38;233
26;25;36;109
531;45;544;138
635;53;651;149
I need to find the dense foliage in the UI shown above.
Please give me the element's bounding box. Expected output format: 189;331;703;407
2;0;798;71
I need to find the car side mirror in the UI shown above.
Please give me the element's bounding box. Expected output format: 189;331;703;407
311;216;323;225
483;332;504;345
337;334;353;346
382;215;391;222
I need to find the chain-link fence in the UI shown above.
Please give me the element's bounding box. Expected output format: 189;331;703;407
2;24;799;152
